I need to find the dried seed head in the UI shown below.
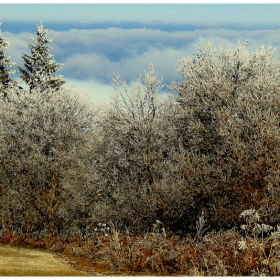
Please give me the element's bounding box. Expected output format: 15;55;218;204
239;209;256;218
240;224;247;230
238;239;247;251
239;209;260;222
254;223;273;234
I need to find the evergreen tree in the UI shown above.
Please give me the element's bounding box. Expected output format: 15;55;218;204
0;20;17;96
18;22;65;92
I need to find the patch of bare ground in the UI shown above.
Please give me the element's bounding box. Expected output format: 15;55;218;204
0;244;89;276
0;244;147;276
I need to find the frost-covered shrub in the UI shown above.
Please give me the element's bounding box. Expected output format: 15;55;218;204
0;87;97;234
170;39;280;231
89;64;190;233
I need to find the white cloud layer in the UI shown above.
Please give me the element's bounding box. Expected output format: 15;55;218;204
4;25;280;101
64;78;114;106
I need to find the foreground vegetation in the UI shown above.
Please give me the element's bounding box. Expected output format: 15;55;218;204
1;20;280;275
1;209;280;276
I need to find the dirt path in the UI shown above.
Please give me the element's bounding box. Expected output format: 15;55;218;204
0;244;89;276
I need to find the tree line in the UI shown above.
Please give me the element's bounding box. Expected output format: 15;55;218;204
1;21;280;238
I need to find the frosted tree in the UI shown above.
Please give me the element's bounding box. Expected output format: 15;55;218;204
90;64;186;232
18;22;65;92
0;20;17;96
0;87;97;233
169;39;280;231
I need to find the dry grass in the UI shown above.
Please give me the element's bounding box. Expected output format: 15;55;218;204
1;212;280;276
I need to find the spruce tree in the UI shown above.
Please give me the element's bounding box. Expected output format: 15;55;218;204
0;20;17;96
18;22;65;92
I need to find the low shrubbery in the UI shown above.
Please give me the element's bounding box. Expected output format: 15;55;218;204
1;209;280;276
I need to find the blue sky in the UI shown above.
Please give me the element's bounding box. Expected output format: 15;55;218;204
1;3;280;103
1;4;280;26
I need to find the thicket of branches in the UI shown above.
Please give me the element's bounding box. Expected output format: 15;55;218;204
1;19;280;239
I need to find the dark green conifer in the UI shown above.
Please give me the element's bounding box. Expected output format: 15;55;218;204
0;20;17;97
18;22;65;92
